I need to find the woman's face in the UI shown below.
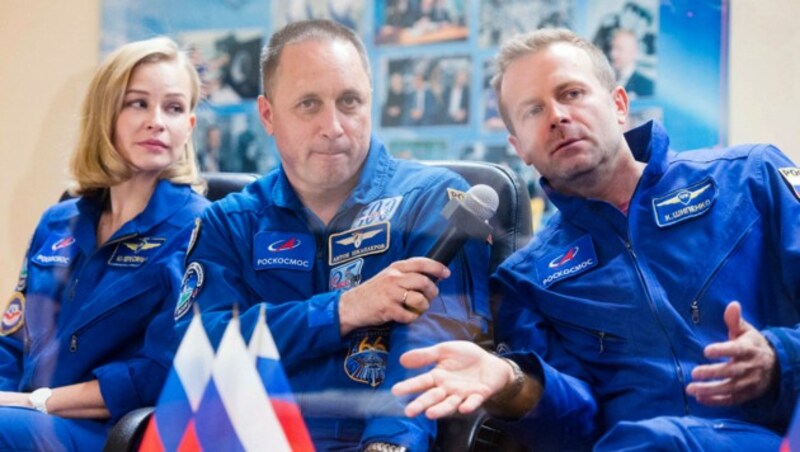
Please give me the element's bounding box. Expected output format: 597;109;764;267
113;60;196;176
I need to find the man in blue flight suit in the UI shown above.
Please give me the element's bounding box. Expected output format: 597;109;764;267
175;20;490;451
392;28;798;450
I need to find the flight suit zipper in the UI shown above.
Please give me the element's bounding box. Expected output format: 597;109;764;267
69;289;148;353
686;226;752;326
623;237;691;415
549;317;625;354
68;233;139;352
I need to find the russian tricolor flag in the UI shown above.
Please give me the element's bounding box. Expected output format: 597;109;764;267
139;309;214;451
139;306;314;451
248;305;314;452
193;309;293;450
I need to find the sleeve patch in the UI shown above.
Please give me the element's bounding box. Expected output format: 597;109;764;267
779;168;800;200
1;292;25;336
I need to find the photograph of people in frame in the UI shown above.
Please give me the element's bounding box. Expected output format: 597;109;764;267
481;59;505;131
375;0;468;46
194;108;273;174
272;0;365;31
179;29;263;105
479;0;573;48
379;55;471;127
589;0;659;99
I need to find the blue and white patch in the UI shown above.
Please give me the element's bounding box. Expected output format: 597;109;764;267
652;178;717;228
345;328;389;387
175;262;204;320
108;237;165;268
253;231;314;272
1;292;25;336
352;196;403;228
779;167;800;201
537;235;598;288
329;258;364;291
31;235;77;267
329;222;390;266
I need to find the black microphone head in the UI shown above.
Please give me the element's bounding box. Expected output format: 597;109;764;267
464;184;499;221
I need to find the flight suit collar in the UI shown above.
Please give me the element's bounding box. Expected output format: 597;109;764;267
64;180;191;255
542;120;671;222
269;134;397;213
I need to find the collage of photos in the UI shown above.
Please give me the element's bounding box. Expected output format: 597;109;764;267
102;0;727;204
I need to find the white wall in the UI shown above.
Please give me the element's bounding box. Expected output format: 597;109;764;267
0;1;99;292
0;0;797;292
729;0;800;161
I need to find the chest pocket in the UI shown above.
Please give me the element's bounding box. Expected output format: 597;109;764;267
535;290;635;357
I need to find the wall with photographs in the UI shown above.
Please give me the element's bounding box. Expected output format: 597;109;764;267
102;0;727;192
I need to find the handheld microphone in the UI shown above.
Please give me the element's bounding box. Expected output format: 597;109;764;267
426;184;499;266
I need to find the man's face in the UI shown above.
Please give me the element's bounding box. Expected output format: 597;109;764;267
501;42;628;194
258;39;372;197
610;31;639;72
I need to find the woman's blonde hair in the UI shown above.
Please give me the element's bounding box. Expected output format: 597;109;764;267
70;36;205;196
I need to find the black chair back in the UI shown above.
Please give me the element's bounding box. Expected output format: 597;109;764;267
202;172;258;201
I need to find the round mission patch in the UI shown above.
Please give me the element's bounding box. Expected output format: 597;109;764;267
1;292;26;336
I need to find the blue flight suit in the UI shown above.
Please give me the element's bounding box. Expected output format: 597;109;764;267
177;137;490;451
0;180;208;450
493;122;798;450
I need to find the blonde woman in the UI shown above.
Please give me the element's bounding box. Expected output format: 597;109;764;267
0;37;209;450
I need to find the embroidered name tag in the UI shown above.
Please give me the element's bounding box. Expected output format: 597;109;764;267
652;178;717;228
779;167;800;200
352;196;403;228
253;231;314;272
537;235;598;288
108;237;165;267
329;222;390;266
31;235;77;267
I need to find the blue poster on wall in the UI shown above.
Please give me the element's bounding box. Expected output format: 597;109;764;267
102;0;727;189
